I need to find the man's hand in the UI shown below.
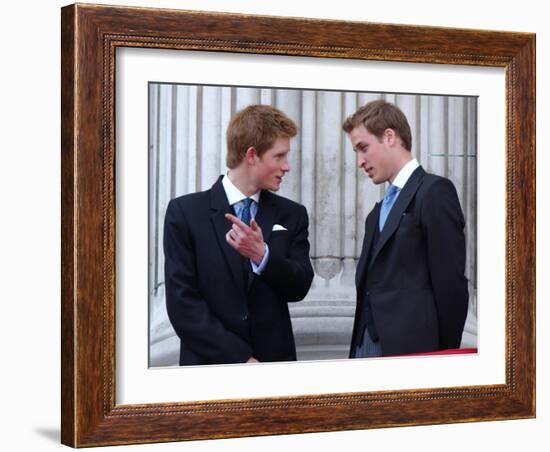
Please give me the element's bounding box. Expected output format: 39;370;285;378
225;214;265;264
246;356;259;363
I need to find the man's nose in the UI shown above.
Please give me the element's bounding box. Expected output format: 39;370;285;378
282;158;290;172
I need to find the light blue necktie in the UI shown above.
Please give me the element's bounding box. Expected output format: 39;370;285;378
379;184;400;231
240;198;254;225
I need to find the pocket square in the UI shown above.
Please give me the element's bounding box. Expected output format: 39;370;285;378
272;224;288;231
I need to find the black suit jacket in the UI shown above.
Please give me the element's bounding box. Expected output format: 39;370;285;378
164;176;314;365
350;166;469;357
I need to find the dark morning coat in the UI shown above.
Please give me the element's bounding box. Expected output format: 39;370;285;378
350;166;469;357
164;176;314;365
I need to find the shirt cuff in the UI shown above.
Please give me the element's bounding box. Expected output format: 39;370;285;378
251;243;269;274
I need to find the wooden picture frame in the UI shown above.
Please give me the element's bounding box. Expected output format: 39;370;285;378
61;3;535;447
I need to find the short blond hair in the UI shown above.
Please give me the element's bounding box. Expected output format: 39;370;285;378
342;100;412;151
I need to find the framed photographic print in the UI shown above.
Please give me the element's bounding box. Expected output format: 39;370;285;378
146;82;479;369
61;3;535;447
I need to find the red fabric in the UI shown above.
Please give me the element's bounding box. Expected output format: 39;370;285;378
396;348;477;357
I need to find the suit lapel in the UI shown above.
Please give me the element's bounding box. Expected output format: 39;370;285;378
368;166;425;270
209;176;244;285
356;202;380;289
255;190;276;244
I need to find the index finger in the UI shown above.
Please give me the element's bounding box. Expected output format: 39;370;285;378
225;213;247;229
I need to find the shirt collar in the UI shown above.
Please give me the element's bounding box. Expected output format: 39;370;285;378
222;174;261;205
392;158;419;189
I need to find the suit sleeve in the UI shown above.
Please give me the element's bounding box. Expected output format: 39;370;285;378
421;178;469;349
164;199;253;364
259;204;314;302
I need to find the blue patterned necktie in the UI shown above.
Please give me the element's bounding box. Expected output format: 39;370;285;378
379;184;400;231
240;198;254;226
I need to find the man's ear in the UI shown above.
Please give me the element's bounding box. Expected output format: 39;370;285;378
244;146;258;164
383;128;398;146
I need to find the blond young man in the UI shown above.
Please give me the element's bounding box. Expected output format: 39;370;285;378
344;100;468;358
